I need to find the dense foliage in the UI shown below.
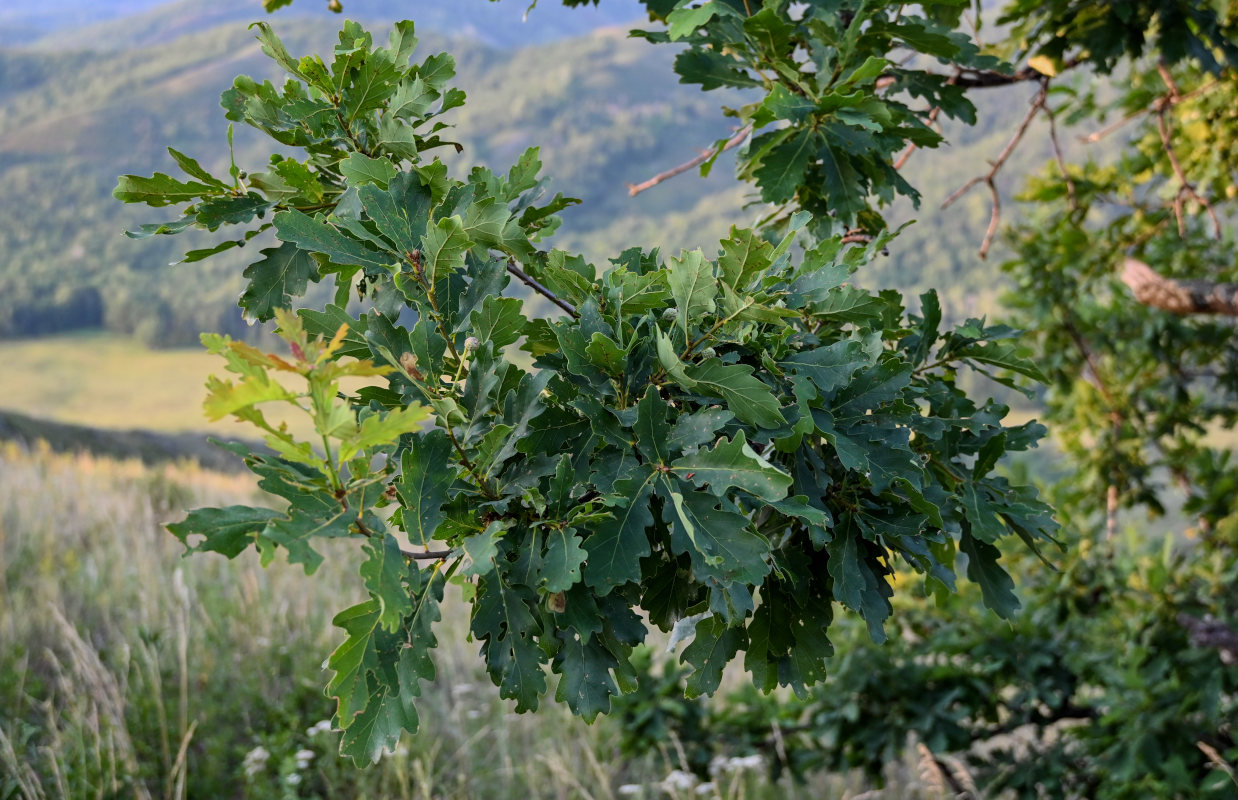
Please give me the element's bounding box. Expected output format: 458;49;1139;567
116;0;1238;795
118;10;1059;766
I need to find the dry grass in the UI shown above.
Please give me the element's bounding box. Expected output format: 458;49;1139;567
0;441;939;799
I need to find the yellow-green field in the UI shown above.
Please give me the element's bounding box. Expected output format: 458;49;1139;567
0;332;260;432
0;332;370;440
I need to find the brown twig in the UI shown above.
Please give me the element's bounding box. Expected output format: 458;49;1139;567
358;518;455;561
942;82;1047;258
894;105;944;170
627;125;752;197
1079;76;1221;143
876;59;1080;92
1041;92;1078;211
507;260;578;317
1154;66;1222;238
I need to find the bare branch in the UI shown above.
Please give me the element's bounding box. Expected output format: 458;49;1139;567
627;126;752;197
877;59;1081;92
1122;258;1238;316
942;82;1047;258
1080;77;1221;143
1042;95;1078;210
1154;71;1222;238
507;260;578;318
979;180;1002;259
894;102;946;170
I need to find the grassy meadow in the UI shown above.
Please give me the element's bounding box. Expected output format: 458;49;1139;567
0;332;391;443
0;440;950;799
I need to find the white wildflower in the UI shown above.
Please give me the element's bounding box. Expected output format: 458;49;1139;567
659;769;699;792
294;749;315;769
694;783;717;797
305;719;333;737
241;745;270;777
284;773;302;787
715;753;764;774
617;785;644;797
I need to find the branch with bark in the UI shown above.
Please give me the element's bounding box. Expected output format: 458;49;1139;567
1121;258;1238;316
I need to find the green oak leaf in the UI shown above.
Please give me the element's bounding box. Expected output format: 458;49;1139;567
667;407;734;453
681;615;744;698
359;174;433;255
420;215;470;284
167;505;281;558
339;679;417;765
662;482;771;586
961;528;1020;618
397;430;456;547
239;242;319;321
717;226;774;290
326;600;382;726
274;209;394;273
779;340;871;397
826;514;893;643
472;574;546;711
555;634;620;721
339;404;431;462
666;249;716;339
541;527;588;594
340;153;398;188
360;532;412;633
671;430;792;501
684;359;785;428
583;467;656;592
113;172;220;206
634;386;672;465
470;296;525;349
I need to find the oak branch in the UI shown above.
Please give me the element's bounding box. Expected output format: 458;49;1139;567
1122;258;1238;316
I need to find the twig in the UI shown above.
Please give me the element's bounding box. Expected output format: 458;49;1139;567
403;547;455;560
894;104;943;170
1079;77;1221;143
876;58;1081;92
1041;93;1078;211
357;518;455;561
1154;66;1222;238
627;125;752;197
942;81;1047;258
507;260;578;317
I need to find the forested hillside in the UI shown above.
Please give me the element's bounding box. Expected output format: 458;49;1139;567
0;0;1059;346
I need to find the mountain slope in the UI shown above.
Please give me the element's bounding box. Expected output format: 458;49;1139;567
0;9;748;345
37;0;647;51
0;0;1062;347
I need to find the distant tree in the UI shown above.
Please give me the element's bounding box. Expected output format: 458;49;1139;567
118;0;1237;793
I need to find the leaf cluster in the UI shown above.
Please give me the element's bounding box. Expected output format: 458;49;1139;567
631;0;1003;236
119;18;1058;765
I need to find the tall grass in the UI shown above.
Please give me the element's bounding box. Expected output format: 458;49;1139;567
0;442;935;799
